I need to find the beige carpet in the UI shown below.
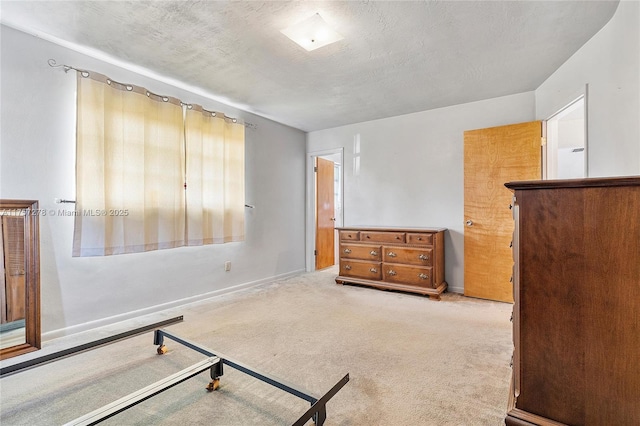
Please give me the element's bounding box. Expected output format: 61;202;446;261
0;267;513;425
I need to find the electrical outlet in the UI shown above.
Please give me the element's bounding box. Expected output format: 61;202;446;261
224;261;231;272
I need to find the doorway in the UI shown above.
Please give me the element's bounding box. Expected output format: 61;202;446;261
545;96;587;179
306;148;344;272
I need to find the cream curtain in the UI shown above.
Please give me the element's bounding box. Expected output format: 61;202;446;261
73;73;185;256
184;105;245;245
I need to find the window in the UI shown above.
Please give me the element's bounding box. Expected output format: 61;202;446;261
73;71;244;256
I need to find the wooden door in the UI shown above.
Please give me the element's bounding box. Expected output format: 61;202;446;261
464;121;541;302
315;157;335;269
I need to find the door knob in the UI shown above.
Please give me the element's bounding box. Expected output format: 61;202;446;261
466;220;474;227
330;217;336;221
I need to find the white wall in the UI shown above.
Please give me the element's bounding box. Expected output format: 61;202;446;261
0;26;307;337
307;92;536;293
535;0;640;177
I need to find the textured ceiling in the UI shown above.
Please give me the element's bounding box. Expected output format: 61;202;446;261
0;1;619;132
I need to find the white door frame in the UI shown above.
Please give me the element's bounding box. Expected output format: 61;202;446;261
306;147;344;272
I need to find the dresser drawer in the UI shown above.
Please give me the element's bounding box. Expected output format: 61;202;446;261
360;231;405;244
407;233;433;245
383;264;433;287
339;230;359;241
340;244;382;261
383;247;433;266
340;260;382;280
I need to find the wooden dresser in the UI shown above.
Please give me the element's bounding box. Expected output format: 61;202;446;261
335;227;447;300
504;177;640;425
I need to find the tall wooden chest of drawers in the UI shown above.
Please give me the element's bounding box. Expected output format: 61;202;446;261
335;227;447;300
504;177;640;425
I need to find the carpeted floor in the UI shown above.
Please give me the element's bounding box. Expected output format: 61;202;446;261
0;267;514;425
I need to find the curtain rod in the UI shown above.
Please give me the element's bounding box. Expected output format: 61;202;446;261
52;198;255;208
48;59;257;130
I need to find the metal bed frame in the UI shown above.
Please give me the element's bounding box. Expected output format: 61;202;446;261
0;316;185;377
67;329;348;426
1;318;348;426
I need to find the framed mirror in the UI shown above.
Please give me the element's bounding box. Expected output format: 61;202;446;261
0;199;40;360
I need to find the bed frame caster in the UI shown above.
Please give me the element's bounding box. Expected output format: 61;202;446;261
206;378;220;391
154;330;169;355
206;356;224;391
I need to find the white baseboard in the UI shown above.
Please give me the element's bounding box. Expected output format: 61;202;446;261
447;285;464;294
42;269;305;341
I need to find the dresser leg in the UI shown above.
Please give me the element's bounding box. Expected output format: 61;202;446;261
427;294;441;301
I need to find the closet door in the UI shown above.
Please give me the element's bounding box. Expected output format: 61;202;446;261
464;121;542;302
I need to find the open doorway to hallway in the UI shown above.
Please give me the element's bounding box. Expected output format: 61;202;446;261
306;148;343;272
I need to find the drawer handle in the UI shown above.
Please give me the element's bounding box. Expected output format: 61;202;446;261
365;235;370;239
418;254;429;261
348;234;352;238
395;236;400;239
417;237;422;241
369;268;377;273
387;270;397;276
370;250;378;256
343;248;352;254
387;251;397;257
418;273;429;280
345;265;352;270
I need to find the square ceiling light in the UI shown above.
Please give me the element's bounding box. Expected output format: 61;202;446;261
281;13;343;51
